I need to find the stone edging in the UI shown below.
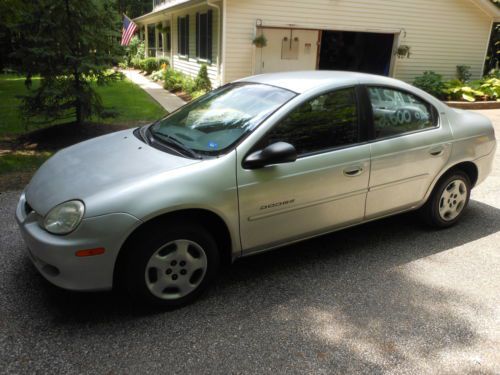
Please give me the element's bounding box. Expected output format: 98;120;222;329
445;101;500;110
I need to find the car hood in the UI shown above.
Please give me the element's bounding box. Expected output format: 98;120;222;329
25;128;201;216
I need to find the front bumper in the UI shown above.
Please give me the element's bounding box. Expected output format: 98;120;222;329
16;193;141;291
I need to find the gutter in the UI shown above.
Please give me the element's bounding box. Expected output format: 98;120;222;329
207;0;223;86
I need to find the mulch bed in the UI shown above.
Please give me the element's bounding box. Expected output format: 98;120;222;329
445;101;500;110
11;122;132;152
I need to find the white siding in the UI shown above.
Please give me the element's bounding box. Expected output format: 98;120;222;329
224;0;493;83
171;4;221;87
138;3;222;87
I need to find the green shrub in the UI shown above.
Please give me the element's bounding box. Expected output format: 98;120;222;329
162;66;211;99
194;64;212;92
164;68;185;92
157;57;169;68
485;68;500;79
190;90;206;99
443;77;500;102
456;65;472;82
141;58;159;75
150;69;166;82
412;71;445;98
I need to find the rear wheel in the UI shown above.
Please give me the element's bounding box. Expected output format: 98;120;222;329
420;170;471;228
119;223;220;308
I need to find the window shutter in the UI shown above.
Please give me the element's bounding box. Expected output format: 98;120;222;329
207;10;213;63
177;17;181;54
196;12;200;58
185;15;190;57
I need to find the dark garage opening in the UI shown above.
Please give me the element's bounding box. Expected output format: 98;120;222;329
319;30;395;76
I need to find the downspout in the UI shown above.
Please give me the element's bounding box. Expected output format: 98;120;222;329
170;12;174;70
207;0;223;86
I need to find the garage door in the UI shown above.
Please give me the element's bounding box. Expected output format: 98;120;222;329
254;28;319;74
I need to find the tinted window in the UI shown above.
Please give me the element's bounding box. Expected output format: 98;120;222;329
368;87;437;138
263;87;359;155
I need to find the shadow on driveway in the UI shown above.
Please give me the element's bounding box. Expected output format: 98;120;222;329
5;199;500;373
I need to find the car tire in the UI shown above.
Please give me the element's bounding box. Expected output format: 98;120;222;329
420;170;471;228
119;222;220;308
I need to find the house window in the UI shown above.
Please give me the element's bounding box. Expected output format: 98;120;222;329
165;26;171;52
177;16;189;56
196;10;212;61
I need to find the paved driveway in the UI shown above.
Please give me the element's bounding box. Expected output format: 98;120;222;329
1;112;499;374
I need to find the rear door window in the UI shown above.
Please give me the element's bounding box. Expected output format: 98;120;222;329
367;86;438;139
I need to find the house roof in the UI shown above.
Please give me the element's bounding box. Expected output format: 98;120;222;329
134;0;500;24
134;0;203;24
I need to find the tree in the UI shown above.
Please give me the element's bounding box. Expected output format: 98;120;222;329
484;23;500;74
8;0;122;125
116;0;152;19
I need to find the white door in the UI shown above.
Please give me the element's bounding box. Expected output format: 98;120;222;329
255;28;319;74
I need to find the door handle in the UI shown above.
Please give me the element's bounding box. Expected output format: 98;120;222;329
343;166;364;177
429;146;444;156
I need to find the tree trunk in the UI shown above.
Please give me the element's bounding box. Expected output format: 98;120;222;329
74;70;82;125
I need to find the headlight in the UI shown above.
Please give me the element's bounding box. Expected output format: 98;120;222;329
43;200;85;235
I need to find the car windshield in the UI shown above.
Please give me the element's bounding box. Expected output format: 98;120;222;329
149;83;296;155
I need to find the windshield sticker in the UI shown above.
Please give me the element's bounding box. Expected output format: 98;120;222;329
208;141;219;149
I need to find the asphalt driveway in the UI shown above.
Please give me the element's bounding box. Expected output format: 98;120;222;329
1;112;499;374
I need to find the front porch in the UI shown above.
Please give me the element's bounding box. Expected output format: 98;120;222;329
135;0;223;88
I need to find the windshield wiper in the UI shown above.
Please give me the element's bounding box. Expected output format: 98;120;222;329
148;129;200;159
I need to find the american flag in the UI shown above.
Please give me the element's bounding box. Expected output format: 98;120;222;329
121;15;137;46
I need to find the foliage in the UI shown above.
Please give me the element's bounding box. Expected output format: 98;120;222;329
0;152;52;175
150;69;166;82
164;68;185;92
484;23;500;74
0;74;166;136
194;64;212;92
124;35;145;65
116;0;152;19
395;45;411;59
412;71;446;98
444;77;500;102
133;57;169;74
252;35;267;48
7;0;123;125
456;65;472;82
141;58;160;75
163;66;212;98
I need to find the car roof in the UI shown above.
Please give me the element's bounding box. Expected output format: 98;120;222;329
237;70;411;94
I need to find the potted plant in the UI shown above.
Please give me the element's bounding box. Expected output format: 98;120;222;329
396;44;411;59
252;34;267;48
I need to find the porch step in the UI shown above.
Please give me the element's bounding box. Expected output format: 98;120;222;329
121;69;186;113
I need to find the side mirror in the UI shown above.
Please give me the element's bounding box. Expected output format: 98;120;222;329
243;142;297;169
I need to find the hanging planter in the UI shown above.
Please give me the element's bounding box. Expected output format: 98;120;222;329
396;44;411;59
156;23;168;33
252;35;267;48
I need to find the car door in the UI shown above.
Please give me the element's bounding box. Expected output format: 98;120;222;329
365;86;452;218
236;86;371;252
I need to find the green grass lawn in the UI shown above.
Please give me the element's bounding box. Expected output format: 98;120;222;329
0;74;167;138
0;74;167;189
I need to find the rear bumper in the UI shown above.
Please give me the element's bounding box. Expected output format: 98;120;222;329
16;193;141;291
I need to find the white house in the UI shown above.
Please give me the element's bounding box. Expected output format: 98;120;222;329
135;0;500;88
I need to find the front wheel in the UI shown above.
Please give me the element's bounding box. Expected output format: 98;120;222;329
420;170;471;228
119;223;220;308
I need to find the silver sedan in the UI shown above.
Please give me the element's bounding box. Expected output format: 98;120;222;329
16;71;497;308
